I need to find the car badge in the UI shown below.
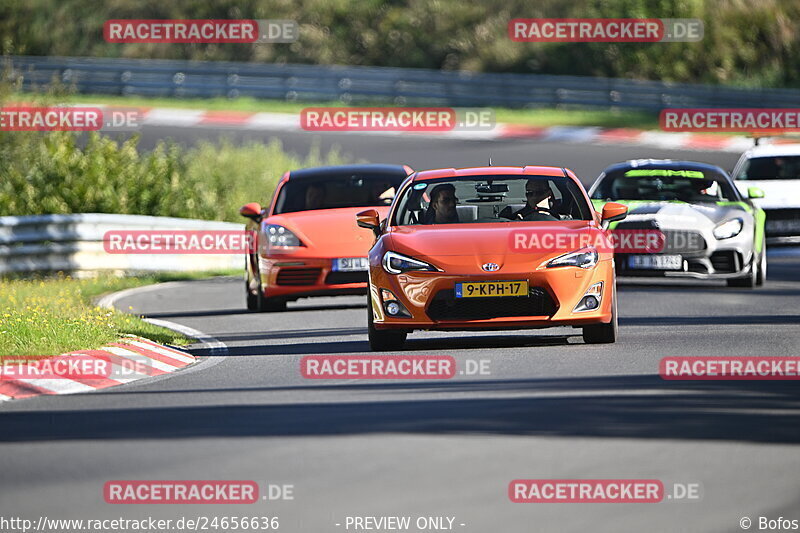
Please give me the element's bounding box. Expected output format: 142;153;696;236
482;262;500;272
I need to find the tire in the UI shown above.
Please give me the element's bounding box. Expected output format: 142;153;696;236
256;289;287;312
246;281;258;311
726;255;758;288
755;249;767;286
246;257;287;312
367;294;407;351
582;283;618;344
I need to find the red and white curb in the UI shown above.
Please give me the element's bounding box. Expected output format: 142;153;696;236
0;336;195;401
92;104;759;152
0;281;230;403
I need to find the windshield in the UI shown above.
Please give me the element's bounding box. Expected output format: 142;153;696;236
392;176;593;225
592;168;739;203
736;156;800;180
274;173;405;214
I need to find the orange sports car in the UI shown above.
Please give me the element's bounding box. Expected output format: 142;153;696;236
356;166;629;350
240;164;412;311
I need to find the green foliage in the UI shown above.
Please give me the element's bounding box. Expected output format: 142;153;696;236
1;0;799;87
0;131;348;222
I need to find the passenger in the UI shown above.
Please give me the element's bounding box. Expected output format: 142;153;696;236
500;179;559;221
304;183;326;210
371;180;395;204
423;183;459;224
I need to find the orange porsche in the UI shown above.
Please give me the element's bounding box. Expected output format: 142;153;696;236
240;164;412;311
356;166;629;350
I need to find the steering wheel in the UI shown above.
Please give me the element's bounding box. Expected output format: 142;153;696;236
521;207;560;221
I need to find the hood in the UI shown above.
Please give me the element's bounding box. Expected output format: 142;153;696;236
601;201;752;230
266;206;389;256
387;221;604;270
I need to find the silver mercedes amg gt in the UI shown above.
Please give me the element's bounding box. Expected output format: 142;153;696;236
589;160;767;288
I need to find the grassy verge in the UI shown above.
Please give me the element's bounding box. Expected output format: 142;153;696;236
48;93;663;130
0;271;237;359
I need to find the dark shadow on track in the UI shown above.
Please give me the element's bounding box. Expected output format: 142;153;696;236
146;309;253;318
620;315;800;326
3;375;800;444
283;303;366;313
211;328;367;343
207;332;575;356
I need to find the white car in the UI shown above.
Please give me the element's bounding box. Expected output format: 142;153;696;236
731;142;800;245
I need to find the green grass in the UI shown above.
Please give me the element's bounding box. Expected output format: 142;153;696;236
47;93;663;130
0;271;237;359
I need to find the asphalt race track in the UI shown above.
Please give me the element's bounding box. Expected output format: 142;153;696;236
2;125;799;532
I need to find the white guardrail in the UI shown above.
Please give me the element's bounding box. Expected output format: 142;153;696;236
0;213;245;275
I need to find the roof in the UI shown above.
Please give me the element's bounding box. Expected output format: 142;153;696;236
413;166;568;181
288;164;411;180
742;143;800;158
601;159;728;176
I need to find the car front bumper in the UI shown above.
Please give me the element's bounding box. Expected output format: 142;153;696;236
260;256;368;300
370;259;615;331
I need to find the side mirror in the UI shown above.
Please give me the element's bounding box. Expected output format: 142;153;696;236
356;209;381;237
239;202;263;222
748;187;765;199
601;202;628;227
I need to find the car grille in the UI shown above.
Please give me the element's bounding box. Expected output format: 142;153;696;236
276;268;322;286
614;221;706;253
426;287;557;321
662;230;706;253
765;208;800;236
324;271;368;285
710;251;742;274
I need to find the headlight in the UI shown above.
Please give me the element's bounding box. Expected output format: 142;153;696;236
547;247;599;269
266;224;303;248
382;251;439;274
713;218;743;240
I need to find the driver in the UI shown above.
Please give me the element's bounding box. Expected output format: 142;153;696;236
500;179;558;221
422;183;459;224
304;183;326;210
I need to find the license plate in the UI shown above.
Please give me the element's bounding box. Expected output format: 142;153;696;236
455;280;528;298
628;254;683;270
332;257;369;272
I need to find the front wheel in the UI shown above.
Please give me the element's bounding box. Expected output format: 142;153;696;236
367;294;407;351
726;255;758;288
582;283;618;344
756;249;767;286
246;281;258;310
247;261;287;312
257;289;287;312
